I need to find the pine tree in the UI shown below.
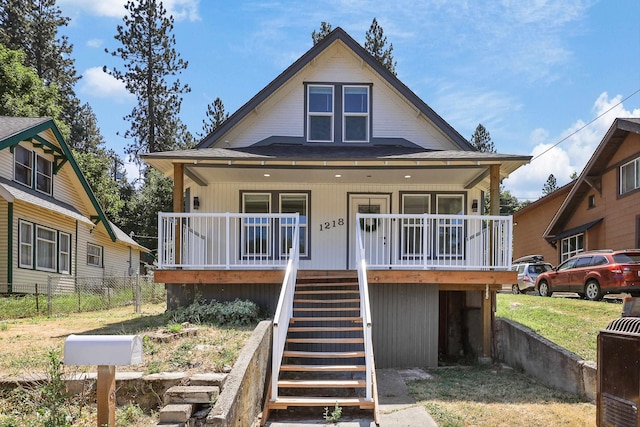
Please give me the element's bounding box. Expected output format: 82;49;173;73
470;124;496;153
312;21;332;45
200;97;229;138
364;18;396;75
542;174;559;196
105;0;191;163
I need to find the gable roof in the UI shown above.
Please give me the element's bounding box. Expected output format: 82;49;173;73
0;116;120;242
543;118;640;240
197;27;474;152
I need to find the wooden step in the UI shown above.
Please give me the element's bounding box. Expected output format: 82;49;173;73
293;298;360;303
290;317;362;323
287;326;363;332
293;307;359;312
280;364;366;372
285;338;364;344
269;397;374;410
295;290;360;295
283;350;365;358
295;282;358;288
278;379;366;388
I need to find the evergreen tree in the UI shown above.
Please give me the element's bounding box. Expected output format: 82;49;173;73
542;174;559;196
105;0;191;163
570;171;578;180
200;97;229;138
365;18;396;75
312;21;332;45
470;123;496;152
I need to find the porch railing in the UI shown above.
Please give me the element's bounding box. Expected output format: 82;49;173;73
271;215;300;401
355;213;513;270
157;212;300;269
355;219;375;403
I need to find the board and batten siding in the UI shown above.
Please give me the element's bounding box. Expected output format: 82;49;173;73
370;283;439;368
217;42;460;151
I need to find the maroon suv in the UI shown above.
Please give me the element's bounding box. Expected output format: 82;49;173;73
535;250;640;301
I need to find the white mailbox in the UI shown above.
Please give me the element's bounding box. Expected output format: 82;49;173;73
64;334;143;366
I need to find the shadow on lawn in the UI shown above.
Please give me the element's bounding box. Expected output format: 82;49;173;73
53;311;172;339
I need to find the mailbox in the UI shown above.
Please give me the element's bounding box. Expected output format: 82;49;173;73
64;334;143;366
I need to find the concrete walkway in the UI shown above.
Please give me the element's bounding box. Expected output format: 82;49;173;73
263;368;438;426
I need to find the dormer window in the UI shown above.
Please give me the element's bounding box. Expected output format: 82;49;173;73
307;85;333;142
343;86;369;142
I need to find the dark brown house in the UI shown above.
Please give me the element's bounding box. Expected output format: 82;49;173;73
514;118;640;266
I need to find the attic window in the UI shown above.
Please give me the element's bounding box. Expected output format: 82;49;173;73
307;85;333;142
620;156;640;195
343;86;369;142
588;195;595;208
14;145;33;188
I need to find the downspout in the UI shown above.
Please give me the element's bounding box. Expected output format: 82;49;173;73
7;202;12;293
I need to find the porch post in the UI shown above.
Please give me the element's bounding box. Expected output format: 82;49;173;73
173;163;184;264
482;164;501;359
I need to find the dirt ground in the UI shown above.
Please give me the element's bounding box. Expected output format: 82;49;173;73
0;304;253;377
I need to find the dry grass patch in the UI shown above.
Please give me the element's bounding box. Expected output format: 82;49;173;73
408;364;595;427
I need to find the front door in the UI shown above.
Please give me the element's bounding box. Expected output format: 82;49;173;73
349;194;390;269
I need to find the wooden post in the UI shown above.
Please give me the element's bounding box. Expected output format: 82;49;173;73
96;365;116;427
173;163;184;265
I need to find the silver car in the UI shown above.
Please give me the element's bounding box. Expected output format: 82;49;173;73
510;255;553;294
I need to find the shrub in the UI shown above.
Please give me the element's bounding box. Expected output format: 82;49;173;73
172;299;259;326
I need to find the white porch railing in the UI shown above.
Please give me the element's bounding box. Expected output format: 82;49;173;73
157;213;300;269
270;216;300;401
355;213;513;270
355;220;375;403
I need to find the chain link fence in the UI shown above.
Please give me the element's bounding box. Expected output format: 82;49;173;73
0;275;166;319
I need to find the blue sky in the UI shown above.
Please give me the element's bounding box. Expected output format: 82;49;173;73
57;0;640;201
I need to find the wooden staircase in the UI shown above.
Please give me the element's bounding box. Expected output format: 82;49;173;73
262;277;377;423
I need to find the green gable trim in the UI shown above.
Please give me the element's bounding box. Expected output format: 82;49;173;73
30;135;68;174
7;202;12;293
0;118;117;242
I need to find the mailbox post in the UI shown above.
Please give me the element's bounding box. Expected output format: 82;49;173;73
64;335;143;427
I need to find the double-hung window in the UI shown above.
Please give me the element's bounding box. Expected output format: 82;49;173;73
19;220;33;269
14;145;33;188
36;154;53;195
307;85;333;142
59;232;71;274
621;157;640;194
19;220;71;273
87;243;103;267
35;225;57;272
343;86;369;142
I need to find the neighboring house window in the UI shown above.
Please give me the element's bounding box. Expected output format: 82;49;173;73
19;220;33;269
343;86;369;142
59;232;71;274
36;154;53;195
561;233;583;262
401;194;431;258
307;85;334;142
14;145;33;188
436;195;464;257
620;157;640;194
87;243;103;267
242;191;310;258
13;145;53;195
35;225;57;272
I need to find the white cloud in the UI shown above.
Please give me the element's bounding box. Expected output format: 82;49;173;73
503;92;640;201
86;38;103;48
58;0;200;21
79;67;134;103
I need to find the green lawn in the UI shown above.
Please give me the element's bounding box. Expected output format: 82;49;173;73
496;293;623;361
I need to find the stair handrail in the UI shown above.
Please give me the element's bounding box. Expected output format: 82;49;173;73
355;214;374;402
271;213;300;401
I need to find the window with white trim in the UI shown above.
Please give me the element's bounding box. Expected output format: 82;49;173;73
436;195;464;257
307;85;333;142
343;86;369;142
279;193;308;257
59;232;70;274
242;193;271;257
35;225;57;272
36;154;52;195
87;243;103;267
561;233;583;262
19;220;33;268
14;145;33;188
621;157;640;194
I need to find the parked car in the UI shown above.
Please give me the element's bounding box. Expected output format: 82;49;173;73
535;249;640;301
509;255;553;294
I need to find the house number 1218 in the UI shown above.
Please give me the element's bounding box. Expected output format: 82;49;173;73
319;218;344;231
